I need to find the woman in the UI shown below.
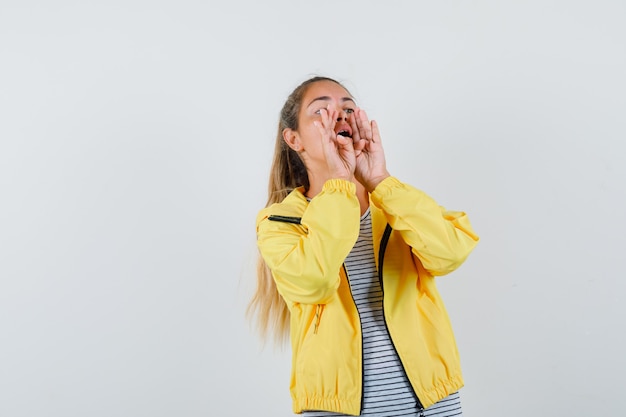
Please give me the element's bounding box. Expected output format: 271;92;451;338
249;76;479;416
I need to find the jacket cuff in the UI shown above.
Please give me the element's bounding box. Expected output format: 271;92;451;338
370;176;403;204
322;179;357;194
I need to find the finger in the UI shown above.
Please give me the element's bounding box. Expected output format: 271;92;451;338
319;108;331;131
371;120;381;145
313;120;328;147
329;107;338;134
320;108;338;145
349;110;366;154
354;108;365;139
335;132;353;149
349;110;361;141
358;109;373;141
355;108;372;141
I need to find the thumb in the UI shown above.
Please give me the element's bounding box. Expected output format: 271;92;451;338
336;133;354;150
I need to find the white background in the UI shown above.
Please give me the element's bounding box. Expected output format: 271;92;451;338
1;1;625;416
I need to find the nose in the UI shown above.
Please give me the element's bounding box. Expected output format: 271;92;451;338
336;108;348;122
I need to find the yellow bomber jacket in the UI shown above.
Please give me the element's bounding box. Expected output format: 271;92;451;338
256;177;479;415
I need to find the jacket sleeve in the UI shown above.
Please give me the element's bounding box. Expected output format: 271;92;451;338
370;176;479;276
256;179;361;304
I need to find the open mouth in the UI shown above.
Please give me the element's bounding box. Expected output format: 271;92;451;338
337;130;352;138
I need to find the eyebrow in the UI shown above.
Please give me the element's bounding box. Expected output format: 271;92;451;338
306;96;355;108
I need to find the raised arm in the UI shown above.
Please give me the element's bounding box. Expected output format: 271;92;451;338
371;176;479;276
256;180;360;305
350;109;478;275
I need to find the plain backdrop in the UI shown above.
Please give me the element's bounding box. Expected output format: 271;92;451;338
1;1;625;416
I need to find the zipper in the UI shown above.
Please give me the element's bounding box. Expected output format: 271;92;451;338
313;304;324;334
343;263;365;414
267;215;302;224
378;224;425;413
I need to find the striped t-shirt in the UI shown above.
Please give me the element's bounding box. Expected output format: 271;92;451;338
302;208;463;417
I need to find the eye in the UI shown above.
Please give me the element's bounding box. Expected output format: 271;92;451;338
345;108;355;114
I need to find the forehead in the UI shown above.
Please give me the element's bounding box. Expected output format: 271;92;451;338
302;80;352;104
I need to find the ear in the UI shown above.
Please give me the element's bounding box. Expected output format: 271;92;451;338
282;128;301;152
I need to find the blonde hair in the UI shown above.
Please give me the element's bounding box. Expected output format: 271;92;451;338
247;76;349;344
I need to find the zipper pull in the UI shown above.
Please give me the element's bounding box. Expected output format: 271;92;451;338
314;304;322;334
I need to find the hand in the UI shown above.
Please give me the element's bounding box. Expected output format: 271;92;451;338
314;107;356;181
350;108;390;192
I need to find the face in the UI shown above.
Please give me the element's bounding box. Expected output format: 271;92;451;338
283;80;356;169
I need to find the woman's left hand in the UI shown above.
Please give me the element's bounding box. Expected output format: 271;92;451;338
350;108;390;192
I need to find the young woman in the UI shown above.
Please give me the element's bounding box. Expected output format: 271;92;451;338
249;76;479;416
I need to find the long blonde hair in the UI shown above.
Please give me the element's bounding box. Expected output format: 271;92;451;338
247;76;348;344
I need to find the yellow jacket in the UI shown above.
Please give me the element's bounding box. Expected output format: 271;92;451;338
256;177;479;415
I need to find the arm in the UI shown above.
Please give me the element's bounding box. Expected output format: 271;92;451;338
349;109;478;275
371;176;479;276
256;179;360;304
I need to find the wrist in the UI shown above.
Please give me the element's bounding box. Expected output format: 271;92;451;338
327;173;352;182
364;172;390;193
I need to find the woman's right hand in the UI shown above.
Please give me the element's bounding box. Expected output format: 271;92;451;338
314;107;356;181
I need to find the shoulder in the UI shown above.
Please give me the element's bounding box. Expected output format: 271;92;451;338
256;188;308;228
